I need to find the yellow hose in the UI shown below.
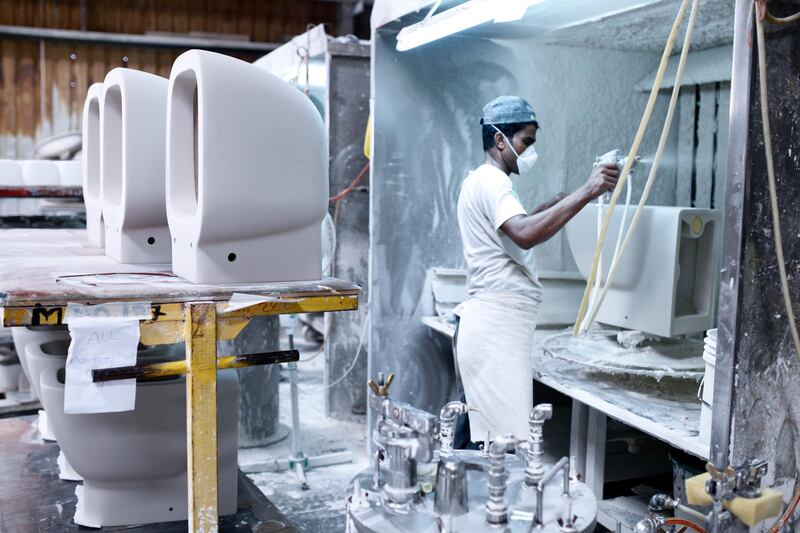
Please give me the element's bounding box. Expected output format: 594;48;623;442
755;4;800;361
573;0;691;336
578;0;701;334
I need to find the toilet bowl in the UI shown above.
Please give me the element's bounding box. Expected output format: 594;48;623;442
39;360;239;526
101;68;171;264
56;160;83;186
0;353;21;393
12;326;71;401
22;160;60;186
166;49;327;283
566;205;721;337
82;83;104;246
0;159;23;186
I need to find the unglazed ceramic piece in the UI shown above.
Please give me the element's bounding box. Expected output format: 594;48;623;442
11;326;71;401
0;159;23;186
56;160;83;186
40;364;239;527
21;160;60;186
566;205;720;337
101;68;171;264
0;160;23;217
82;83;105;247
166;49;327;284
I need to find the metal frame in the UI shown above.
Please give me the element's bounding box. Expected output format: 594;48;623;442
711;0;753;472
1;286;359;532
0;24;280;53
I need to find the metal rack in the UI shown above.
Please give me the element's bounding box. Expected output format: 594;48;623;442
0;228;360;531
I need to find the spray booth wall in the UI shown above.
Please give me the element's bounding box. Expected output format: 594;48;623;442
370;25;729;421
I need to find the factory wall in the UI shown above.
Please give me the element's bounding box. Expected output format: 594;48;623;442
0;0;338;158
369;27;693;420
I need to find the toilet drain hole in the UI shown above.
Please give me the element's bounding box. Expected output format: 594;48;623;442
169;507;173;512
228;253;237;262
147;237;155;245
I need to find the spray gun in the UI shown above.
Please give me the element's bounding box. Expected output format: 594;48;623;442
593;149;640;201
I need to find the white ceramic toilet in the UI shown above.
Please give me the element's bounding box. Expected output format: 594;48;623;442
38;349;239;527
0;160;22;217
166;49;328;284
12;326;71;401
56;160;83;186
22;160;60;186
566;205;721;337
101;68;171;264
82;83;104;247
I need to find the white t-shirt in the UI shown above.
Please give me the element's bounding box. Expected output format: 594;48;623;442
456;164;543;300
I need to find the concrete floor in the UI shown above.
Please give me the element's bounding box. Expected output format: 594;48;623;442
238;331;368;533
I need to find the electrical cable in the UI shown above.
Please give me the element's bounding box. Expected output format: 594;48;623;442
754;0;800;363
326;309;370;389
573;0;691;335
769;488;800;532
659;518;708;533
329;161;370;203
578;0;700;334
759;0;800;25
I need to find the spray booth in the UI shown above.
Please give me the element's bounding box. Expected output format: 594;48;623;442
362;0;786;530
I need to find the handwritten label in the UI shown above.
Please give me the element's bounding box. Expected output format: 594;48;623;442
65;301;152;323
64;317;140;414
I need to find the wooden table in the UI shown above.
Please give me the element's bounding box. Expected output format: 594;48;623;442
0;229;361;532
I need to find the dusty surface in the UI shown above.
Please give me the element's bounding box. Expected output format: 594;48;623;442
239;332;368;533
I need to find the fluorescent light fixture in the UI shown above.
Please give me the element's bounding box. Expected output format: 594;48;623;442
396;0;545;51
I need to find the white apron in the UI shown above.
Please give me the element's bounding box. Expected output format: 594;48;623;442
454;290;540;441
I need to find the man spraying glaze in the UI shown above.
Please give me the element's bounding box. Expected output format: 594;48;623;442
453;96;619;446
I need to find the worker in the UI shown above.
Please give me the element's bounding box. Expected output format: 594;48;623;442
453;96;619;447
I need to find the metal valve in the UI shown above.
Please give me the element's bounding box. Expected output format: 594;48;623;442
368;371;394;397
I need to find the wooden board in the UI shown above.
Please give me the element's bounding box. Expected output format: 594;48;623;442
0;229;361;309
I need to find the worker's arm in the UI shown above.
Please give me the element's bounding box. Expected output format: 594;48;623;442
500;164;619;250
531;193;568;214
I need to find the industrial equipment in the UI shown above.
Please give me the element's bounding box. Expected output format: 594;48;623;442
346;373;599;532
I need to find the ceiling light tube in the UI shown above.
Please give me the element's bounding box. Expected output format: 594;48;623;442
396;0;546;51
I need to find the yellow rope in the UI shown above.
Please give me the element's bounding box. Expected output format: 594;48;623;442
579;0;701;334
573;0;691;335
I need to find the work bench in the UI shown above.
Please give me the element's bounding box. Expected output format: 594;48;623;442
0;228;360;532
422;315;709;532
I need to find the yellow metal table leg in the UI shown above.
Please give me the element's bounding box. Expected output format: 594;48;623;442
186;302;219;533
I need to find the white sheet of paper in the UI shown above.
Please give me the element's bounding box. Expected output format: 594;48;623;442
64;317;140;414
223;292;291;313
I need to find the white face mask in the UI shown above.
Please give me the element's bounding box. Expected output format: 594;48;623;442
493;125;538;174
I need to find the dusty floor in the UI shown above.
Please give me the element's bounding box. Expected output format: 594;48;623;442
238;329;368;533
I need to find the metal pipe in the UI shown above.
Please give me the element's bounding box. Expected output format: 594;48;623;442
438;401;468;457
0;24;280;53
92;349;299;382
485;434;516;525
525;403;553;485
288;331;302;459
536;457;570;528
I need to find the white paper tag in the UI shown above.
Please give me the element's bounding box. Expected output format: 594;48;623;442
223;293;294;313
64;317;140;414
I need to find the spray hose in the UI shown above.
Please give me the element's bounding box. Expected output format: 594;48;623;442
659;518;708;533
574;0;700;335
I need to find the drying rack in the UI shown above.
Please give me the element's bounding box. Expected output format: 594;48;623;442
0;228;360;532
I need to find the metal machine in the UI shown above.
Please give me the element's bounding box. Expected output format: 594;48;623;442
346;373;598;532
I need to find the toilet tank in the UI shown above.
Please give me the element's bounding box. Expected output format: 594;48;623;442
566;204;721;337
